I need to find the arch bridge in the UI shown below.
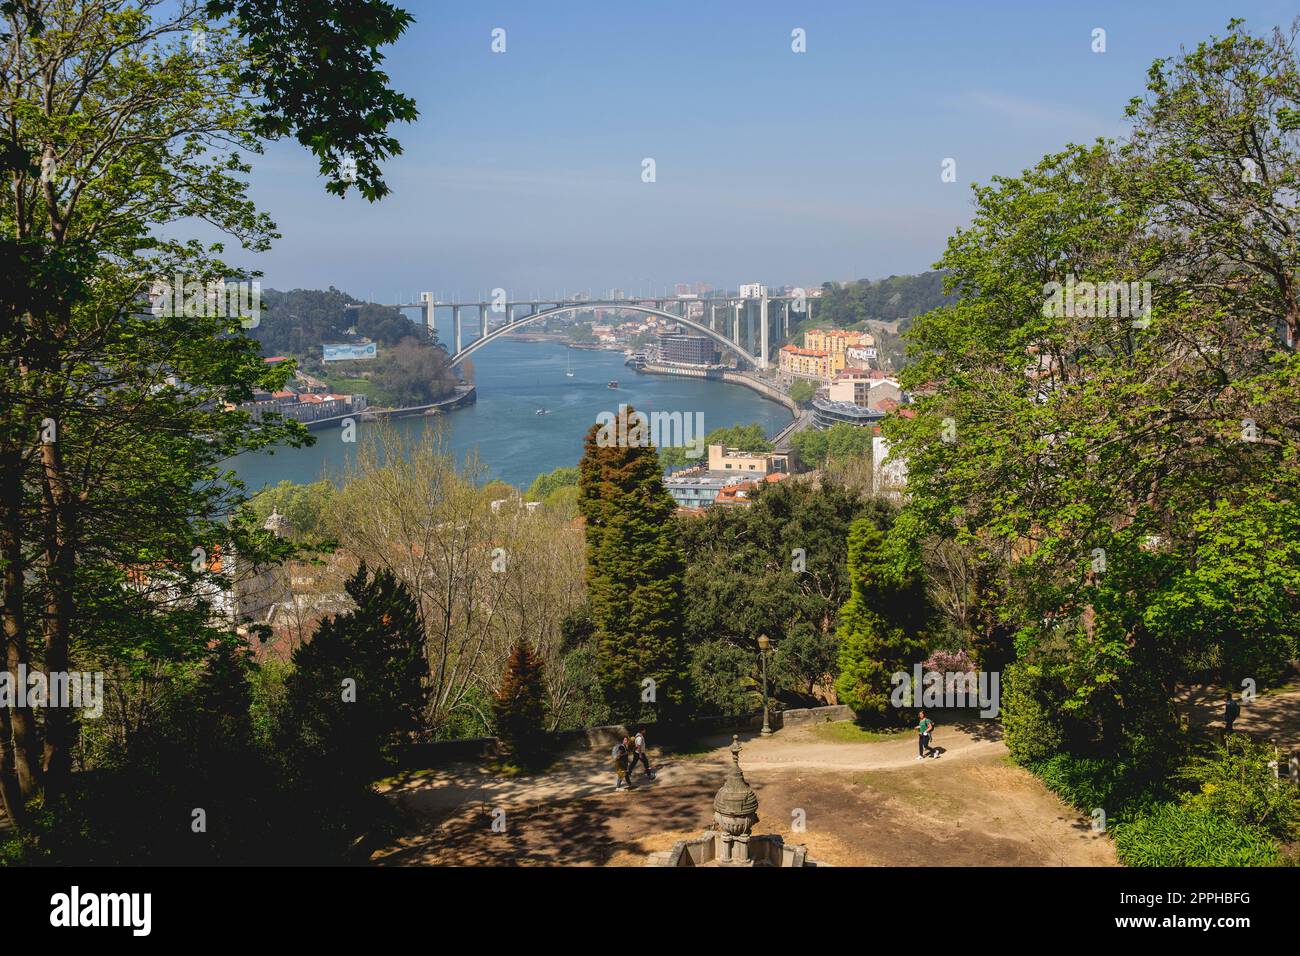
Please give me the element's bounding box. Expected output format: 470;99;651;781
364;293;813;371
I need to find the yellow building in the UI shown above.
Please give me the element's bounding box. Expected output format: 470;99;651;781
778;344;832;384
803;329;874;375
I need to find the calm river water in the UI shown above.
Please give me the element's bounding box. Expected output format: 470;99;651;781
231;337;791;492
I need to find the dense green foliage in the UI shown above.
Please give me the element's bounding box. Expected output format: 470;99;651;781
887;22;1300;860
788;379;816;405
578;407;688;719
1032;734;1296;867
678;480;881;711
790;422;875;468
812;272;953;330
1179;736;1300;841
526;466;579;501
833;512;930;715
249;479;337;539
275;564;426;791
659;422;771;470
1112;803;1282;867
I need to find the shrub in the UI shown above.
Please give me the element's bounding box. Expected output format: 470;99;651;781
1179;736;1300;841
1001;663;1067;764
1112;803;1281;867
1031;753;1165;818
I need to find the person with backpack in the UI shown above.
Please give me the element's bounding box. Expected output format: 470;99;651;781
612;736;635;790
916;711;935;760
628;727;655;780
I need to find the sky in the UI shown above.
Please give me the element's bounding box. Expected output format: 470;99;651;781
236;0;1298;301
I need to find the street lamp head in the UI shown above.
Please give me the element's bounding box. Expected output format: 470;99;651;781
757;634;770;652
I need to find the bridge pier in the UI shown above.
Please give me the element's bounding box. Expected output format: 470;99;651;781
420;292;435;336
453;306;462;355
760;296;769;370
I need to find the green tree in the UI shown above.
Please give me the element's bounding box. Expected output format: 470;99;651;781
659;422;771;470
833;514;929;716
890;19;1300;762
790;423;876;469
492;639;547;767
526;466;579;501
678;479;880;703
788;379;816;405
0;0;415;834
578;406;687;719
276;563;426;792
249;480;337;539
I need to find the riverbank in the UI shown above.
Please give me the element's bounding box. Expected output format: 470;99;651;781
231;339;791;491
303;384;477;431
637;363;799;417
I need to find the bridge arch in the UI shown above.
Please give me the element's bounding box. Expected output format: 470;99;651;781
445;302;761;369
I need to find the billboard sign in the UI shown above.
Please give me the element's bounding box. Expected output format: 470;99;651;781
323;342;377;362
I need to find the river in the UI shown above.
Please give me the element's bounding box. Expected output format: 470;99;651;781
230;337;791;492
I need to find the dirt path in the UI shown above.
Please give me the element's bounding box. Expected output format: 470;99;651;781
1180;682;1300;750
375;721;1116;866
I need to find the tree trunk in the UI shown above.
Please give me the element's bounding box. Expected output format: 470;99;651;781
0;448;41;800
40;429;76;796
0;704;29;827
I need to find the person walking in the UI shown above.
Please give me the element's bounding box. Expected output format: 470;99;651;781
628;727;655;780
613;736;635;790
916;711;935;760
1223;692;1240;735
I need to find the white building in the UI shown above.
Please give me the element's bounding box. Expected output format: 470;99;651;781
738;283;767;299
872;436;908;501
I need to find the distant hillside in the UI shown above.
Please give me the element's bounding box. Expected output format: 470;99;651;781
249;287;457;408
790;271;954;368
813;271;953;330
250;287;439;357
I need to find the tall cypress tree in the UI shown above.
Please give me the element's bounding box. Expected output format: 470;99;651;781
834;515;929;717
578;406;687;720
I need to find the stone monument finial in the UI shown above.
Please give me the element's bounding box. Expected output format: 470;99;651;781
713;733;759;864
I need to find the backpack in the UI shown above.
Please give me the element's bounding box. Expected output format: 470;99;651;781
612;743;625;760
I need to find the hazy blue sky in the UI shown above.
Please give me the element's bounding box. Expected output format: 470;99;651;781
239;0;1296;300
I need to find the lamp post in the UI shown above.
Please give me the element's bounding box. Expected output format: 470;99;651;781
758;634;772;737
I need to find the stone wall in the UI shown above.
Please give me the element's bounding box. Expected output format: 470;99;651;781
777;704;856;728
397;713;768;770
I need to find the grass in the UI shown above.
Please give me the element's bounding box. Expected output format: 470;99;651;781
810;721;905;744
